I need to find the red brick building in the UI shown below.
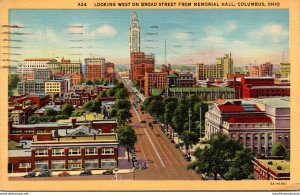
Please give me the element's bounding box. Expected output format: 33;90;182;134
105;62;115;81
85;58;106;81
144;72;168;96
253;157;290;180
9;132;119;173
9;119;117;142
260;62;273;77
130;52;155;88
250;66;260;77
70;73;83;86
241;77;290;98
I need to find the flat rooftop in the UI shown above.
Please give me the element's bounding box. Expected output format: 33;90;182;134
258;159;290;174
32;133;118;144
9;149;32;157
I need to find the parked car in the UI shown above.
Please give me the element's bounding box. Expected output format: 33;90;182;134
24;171;36;178
38;170;52;177
140;120;146;123
141;161;147;170
102;170;114;175
133;161;139;169
58;171;71;177
185;156;192;161
80;170;92;176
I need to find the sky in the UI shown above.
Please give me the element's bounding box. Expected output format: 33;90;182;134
8;9;289;65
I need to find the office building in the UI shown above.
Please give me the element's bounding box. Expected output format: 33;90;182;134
18;58;54;75
129;12;140;53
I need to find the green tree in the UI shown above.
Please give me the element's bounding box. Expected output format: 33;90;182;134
86;80;93;85
109;108;117;118
115;99;131;110
172;103;188;136
99;90;107;98
28;114;44;124
72;109;85;117
55;114;69;120
83;101;93;112
188;133;244;180
271;142;287;157
117;125;137;162
61;103;74;117
8;74;20;90
181;130;199;152
148;99;164;120
44;108;59;117
115;88;129;99
107;88;117;97
117;109;132;124
223;149;254;180
91;100;102;113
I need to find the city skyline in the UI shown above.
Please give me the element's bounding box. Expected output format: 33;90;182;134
9;9;289;65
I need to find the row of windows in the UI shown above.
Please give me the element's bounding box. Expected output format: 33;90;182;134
35;147;115;156
33;158;116;170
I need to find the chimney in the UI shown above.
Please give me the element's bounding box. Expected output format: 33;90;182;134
65;128;68;135
58;135;60;142
94;133;96;140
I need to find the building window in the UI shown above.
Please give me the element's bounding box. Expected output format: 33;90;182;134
51;160;65;170
84;159;98;169
101;159;116;168
69;148;81;155
68;159;82;169
35;160;48;170
23;130;34;134
102;148;114;155
19;162;31;168
285;135;289;140
52;148;65;156
35;149;48;156
11;130;21;134
85;147;97;155
278;135;282;141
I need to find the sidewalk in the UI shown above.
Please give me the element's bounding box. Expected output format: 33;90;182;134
9;168;133;177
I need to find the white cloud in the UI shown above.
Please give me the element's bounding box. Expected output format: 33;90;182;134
201;35;225;45
95;24;117;37
227;20;237;32
174;31;190;40
248;24;288;43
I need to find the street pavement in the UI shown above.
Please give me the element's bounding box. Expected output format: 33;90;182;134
125;80;202;180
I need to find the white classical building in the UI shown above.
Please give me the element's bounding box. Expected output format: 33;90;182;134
205;97;290;155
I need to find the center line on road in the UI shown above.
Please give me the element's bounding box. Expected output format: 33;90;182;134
128;93;165;168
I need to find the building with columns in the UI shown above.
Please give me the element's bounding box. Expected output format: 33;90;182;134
205;97;290;155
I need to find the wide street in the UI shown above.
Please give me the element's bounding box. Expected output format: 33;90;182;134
124;78;202;180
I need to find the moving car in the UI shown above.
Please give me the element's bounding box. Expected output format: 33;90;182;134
80;170;92;176
38;170;52;177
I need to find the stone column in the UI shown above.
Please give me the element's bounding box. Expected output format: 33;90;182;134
243;133;247;148
258;133;262;154
250;133;254;153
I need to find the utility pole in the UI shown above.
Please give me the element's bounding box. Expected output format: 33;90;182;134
189;107;191;132
200;106;202;144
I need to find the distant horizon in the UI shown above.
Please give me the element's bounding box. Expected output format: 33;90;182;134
9;9;289;66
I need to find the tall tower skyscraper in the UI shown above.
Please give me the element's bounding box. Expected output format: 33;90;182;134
130;12;140;53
